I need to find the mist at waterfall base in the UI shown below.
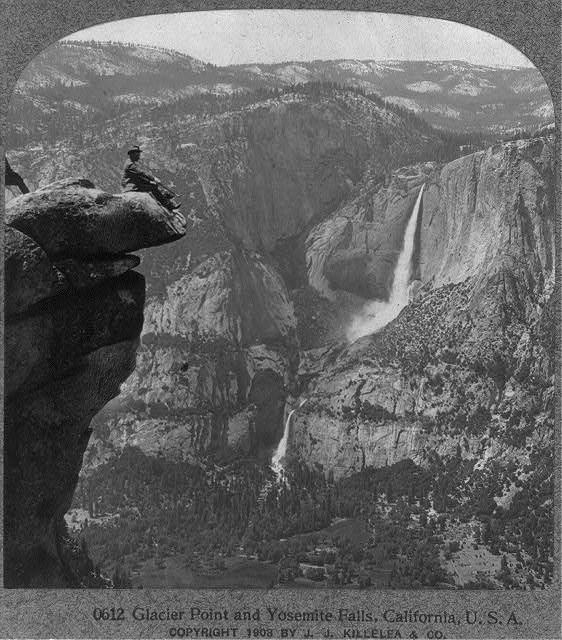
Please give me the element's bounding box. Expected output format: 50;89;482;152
347;184;425;342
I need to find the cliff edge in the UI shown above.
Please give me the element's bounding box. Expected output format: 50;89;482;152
4;178;186;587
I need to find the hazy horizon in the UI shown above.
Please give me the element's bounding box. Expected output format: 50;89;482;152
61;38;533;70
63;10;534;68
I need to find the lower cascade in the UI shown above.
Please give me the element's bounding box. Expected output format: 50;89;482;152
347;183;425;341
271;399;308;479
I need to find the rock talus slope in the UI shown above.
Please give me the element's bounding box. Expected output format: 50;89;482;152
4;178;186;587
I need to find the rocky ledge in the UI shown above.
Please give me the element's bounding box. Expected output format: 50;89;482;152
4;178;186;587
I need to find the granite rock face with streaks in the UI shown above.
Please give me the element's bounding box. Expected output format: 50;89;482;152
305;164;435;300
290;138;555;478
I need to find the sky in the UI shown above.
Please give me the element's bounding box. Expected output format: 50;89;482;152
64;10;532;68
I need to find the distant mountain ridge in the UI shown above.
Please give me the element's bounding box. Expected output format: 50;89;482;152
10;40;554;134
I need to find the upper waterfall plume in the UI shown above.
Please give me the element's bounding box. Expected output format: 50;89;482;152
272;399;307;478
347;184;425;341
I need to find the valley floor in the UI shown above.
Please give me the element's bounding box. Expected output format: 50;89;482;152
129;555;278;589
67;453;553;590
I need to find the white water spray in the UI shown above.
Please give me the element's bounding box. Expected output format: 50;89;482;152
271;399;308;478
347;184;425;341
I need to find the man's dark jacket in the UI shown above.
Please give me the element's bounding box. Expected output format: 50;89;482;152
121;160;158;191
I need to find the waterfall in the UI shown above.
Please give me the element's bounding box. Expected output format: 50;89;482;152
271;399;307;479
347;184;425;341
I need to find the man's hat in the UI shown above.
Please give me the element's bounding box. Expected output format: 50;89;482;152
127;145;142;154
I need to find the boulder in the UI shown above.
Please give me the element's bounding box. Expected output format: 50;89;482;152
6;177;187;258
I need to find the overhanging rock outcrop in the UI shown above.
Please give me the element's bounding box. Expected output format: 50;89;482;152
4;178;186;587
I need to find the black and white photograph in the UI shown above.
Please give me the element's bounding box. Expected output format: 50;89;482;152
2;3;559;615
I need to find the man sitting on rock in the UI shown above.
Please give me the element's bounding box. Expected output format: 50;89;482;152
121;145;180;211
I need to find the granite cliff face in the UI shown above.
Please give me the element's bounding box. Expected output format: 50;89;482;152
304;138;553;303
4;178;186;587
419;138;554;289
84;135;555;487
290;138;555;481
62;89;446;471
84;249;298;465
305;164;434;300
73;128;554;487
